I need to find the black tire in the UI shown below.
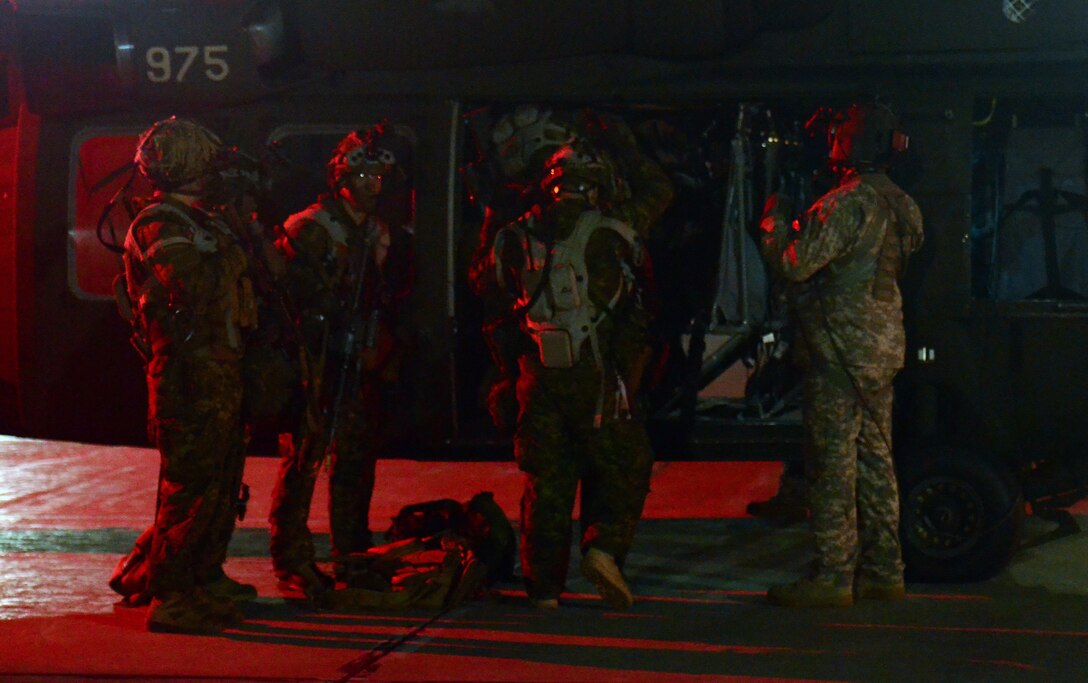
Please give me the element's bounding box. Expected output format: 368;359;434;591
898;450;1024;582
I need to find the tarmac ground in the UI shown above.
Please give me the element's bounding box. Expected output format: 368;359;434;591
1;435;1087;682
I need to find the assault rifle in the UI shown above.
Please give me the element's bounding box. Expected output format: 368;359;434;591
323;224;378;455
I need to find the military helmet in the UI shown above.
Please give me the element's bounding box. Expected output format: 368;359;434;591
539;142;614;201
134;117;223;191
492;105;576;182
326;123;398;189
828;102;908;169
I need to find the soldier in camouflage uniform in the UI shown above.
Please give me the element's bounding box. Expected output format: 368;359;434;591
472;112;673;609
759;103;924;607
268;124;415;596
118;118;258;633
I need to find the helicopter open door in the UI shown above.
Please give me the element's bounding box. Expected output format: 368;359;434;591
641;103;814;461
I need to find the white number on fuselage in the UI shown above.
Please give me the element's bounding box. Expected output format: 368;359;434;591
144;46;230;83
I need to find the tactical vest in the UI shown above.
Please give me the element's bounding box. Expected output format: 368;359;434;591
493;209;640;370
283;202;387;269
124;201;222;300
120;201;253;356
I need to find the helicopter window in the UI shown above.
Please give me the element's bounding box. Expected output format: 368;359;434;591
69;130;151;301
971;98;1088;301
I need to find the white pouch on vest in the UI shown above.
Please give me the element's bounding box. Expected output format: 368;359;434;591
537;328;575;368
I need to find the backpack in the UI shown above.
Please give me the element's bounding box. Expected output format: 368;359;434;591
386;491;516;584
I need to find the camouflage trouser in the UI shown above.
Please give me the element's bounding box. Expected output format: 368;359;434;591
268;432;323;574
515;357;654;601
803;364;904;581
145;352;246;598
269;379;382;573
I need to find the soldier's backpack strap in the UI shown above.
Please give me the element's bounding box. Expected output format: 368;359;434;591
585;214;641;317
312;206;350;252
116;205;200;363
126;201;226;305
493;211;554;319
124;201;217;263
571;212;641;427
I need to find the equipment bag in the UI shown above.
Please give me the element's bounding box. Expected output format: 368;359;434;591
386;491;516;584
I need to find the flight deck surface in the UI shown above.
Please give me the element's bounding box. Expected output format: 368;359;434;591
1;436;1086;682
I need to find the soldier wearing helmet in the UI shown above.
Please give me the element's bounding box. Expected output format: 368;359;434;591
759;102;924;607
133;117;228;195
471;110;673;610
538;142;613;206
326;127;400;213
268;123;416;597
115;117;259;633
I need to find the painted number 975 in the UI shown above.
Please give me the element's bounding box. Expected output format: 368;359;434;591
145;45;230;83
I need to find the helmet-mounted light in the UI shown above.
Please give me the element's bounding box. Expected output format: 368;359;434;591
820;103;908;170
539;143;610;202
327;123;398;189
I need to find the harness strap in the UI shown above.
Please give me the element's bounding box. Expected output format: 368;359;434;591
124;202;206;306
494;209;643;428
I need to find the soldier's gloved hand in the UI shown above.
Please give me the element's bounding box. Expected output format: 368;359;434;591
486;375;519;436
760;193;796;247
764;192;795;222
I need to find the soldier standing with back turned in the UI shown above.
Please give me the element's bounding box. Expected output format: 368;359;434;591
118;117;259;633
759;103;923;607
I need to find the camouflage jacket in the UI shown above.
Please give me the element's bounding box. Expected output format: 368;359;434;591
123;197;254;359
760;172;924;369
276;197;414;369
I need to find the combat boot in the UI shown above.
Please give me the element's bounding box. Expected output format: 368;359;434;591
114;591;151;609
581;548;634;609
146;592;228;634
444;551;488;609
767;574;853;608
276;562;335;600
854;573;906;601
204;572;258;602
195;588;245;623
